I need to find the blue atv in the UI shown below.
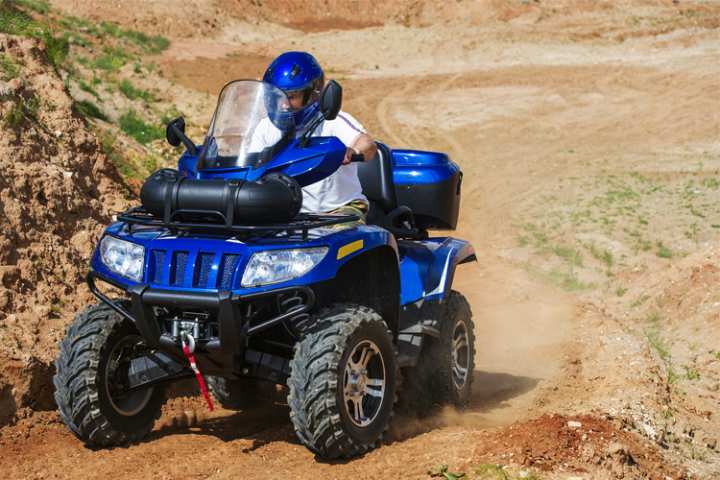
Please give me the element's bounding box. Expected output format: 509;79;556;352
53;80;477;459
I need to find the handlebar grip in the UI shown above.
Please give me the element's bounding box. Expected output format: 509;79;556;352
350;153;365;162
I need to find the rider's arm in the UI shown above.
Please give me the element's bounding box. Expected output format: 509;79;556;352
332;112;377;165
345;133;378;164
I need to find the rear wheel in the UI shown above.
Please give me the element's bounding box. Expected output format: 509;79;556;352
287;304;398;459
53;303;165;446
401;291;475;412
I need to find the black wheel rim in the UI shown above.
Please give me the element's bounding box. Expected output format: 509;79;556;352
104;334;154;417
342;340;386;428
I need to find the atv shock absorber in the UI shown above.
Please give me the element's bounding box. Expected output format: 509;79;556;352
278;291;312;336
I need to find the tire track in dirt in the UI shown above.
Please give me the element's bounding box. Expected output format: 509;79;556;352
368;70;577;433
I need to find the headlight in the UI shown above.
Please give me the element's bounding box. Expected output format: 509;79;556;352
99;235;145;282
241;247;328;287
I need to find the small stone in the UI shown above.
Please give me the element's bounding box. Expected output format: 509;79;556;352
607;442;625;455
568;420;582;429
705;437;717;450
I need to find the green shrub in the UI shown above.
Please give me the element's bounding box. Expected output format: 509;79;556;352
119;109;163;144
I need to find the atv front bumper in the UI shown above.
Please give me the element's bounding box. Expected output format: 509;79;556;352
88;272;314;376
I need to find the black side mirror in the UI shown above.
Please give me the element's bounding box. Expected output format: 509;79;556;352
166;116;197;155
166;116;185;147
319;80;342;120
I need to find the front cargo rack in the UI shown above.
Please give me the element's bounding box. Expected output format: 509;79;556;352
117;206;359;240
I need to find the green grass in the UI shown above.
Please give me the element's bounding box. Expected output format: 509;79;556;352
58;15;100;36
656;242;673;259
645;315;679;385
0;52;19;79
615;286;628;297
74;99;107;121
683;366;700;381
551;244;583;267
118;79;154;102
92;46;132;71
99;20;169;54
473;464;542;480
0;2;68;69
119;109;164;144
78;79;100;98
60;29;90;47
3;94;39;128
0;2;36;35
588;243;614;270
41;29;70;69
428;464;465;479
630;294;650;308
15;0;50;14
99;131;137;181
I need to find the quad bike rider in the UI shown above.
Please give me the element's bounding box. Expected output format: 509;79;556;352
53;51;477;459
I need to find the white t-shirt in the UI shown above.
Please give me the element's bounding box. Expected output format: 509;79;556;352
249;110;368;213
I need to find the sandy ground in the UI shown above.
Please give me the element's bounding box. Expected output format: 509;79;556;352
2;0;720;478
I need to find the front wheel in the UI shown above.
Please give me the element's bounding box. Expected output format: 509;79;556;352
287;304;398;459
53;303;165;446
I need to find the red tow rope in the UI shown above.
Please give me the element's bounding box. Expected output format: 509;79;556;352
181;334;214;411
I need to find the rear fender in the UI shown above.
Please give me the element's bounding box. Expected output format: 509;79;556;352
395;238;475;366
398;238;476;305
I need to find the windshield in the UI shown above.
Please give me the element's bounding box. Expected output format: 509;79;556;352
198;80;294;170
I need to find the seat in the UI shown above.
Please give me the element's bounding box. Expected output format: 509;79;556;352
357;142;423;238
357;142;397;215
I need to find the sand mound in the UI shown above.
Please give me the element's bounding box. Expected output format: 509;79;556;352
0;33;128;426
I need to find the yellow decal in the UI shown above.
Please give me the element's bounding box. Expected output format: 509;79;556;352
337;239;364;260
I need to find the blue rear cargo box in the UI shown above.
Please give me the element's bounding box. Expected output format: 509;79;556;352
391;150;462;230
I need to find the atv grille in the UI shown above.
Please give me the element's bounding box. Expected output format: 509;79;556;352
172;251;189;286
194;253;214;288
150;250;166;284
218;254;239;290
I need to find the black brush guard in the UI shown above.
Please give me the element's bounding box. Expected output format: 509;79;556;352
88;272;315;380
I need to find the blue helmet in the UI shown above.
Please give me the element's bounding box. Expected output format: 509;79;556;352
263;52;324;131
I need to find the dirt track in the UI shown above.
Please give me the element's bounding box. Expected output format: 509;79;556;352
1;1;720;478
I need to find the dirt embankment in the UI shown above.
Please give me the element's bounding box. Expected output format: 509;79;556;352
0;33;127;426
1;0;719;478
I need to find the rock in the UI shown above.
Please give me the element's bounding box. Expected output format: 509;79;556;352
705;437;717;450
606;442;626;455
568;420;583;429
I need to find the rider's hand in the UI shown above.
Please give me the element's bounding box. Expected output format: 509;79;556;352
343;147;360;165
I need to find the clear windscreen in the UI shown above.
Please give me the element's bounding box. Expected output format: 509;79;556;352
198;80;294;170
